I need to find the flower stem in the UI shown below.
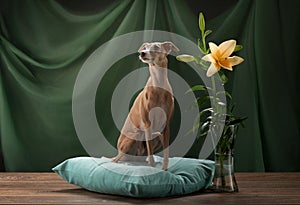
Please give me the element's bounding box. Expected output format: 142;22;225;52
211;75;220;121
201;30;207;53
219;154;226;187
211;75;216;106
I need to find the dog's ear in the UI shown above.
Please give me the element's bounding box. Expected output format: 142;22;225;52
138;43;149;52
162;42;179;54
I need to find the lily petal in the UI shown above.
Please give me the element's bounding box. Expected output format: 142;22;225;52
227;56;244;66
219;40;236;59
219;59;233;71
206;62;220;77
208;42;218;53
202;54;215;64
208;42;220;59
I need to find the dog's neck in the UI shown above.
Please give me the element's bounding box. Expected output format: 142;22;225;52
146;60;172;94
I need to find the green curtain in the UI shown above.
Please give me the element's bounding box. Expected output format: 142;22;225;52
0;0;199;171
0;0;299;171
207;0;300;171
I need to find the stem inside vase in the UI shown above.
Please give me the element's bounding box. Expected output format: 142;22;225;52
209;125;239;192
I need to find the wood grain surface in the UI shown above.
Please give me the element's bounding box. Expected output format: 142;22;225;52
0;172;299;204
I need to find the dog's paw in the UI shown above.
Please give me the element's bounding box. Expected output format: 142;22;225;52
162;165;168;171
162;159;169;171
148;156;155;167
111;157;119;163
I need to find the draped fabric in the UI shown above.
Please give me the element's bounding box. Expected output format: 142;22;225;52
0;0;299;171
207;0;300;171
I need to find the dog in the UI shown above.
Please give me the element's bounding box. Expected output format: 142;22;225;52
112;42;179;170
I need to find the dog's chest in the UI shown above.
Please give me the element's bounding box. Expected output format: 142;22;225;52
146;66;173;95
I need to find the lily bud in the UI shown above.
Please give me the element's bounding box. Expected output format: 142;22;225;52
176;55;195;62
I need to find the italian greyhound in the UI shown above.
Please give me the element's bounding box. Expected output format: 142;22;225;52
112;42;179;170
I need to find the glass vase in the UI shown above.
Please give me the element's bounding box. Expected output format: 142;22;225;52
209;124;239;192
210;153;238;192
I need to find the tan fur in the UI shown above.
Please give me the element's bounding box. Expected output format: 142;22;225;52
113;42;179;170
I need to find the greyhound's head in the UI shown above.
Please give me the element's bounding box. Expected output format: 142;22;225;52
138;42;179;67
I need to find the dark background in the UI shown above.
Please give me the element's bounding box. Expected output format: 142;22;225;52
0;0;299;172
0;0;237;171
56;0;238;20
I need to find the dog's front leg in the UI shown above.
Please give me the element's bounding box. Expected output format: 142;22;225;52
145;127;154;166
160;125;170;171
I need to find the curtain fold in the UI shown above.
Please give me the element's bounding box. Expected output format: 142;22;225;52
208;0;300;171
0;0;199;171
0;0;299;171
0;0;139;171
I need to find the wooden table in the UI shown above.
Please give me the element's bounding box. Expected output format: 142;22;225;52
0;172;299;204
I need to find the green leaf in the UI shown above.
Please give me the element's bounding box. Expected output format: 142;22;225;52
196;58;211;70
193;56;202;65
196;96;211;107
186;85;207;94
217;101;226;106
191;122;201;135
198;130;209;138
229;103;236;113
198;39;206;54
193;108;213;128
228;117;247;126
199;12;205;32
185;123;201;137
204;30;212;38
192;110;213;136
234;45;243;52
199;121;211;138
217;91;232;100
201;121;211;130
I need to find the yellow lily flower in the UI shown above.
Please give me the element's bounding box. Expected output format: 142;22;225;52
202;40;244;77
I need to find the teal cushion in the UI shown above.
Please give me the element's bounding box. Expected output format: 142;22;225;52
52;156;214;198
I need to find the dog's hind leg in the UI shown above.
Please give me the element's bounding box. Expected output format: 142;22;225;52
112;153;123;163
113;134;136;163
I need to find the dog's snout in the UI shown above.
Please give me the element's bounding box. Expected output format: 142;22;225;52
140;52;146;57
